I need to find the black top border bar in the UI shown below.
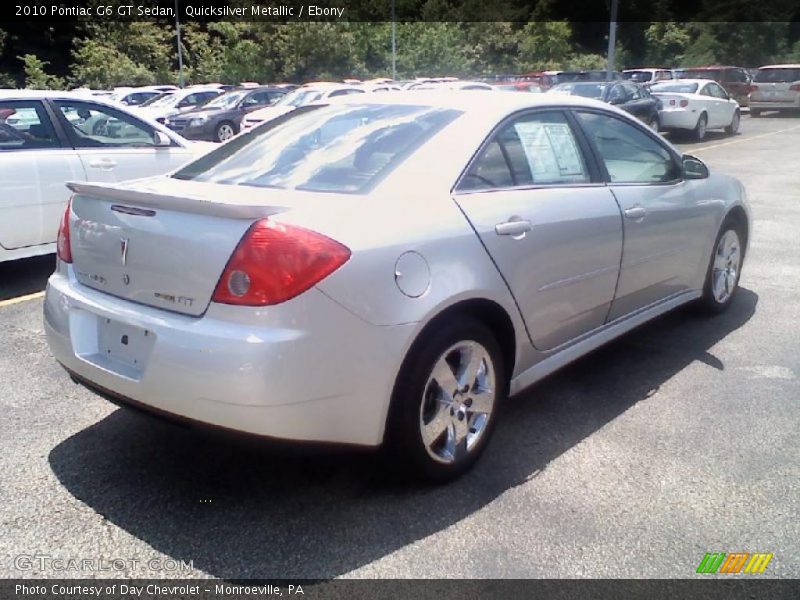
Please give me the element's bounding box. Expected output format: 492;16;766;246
3;0;800;23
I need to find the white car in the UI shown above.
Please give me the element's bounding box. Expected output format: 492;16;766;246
132;87;223;124
650;79;740;140
0;90;210;263
622;68;674;86
44;91;750;480
241;84;366;131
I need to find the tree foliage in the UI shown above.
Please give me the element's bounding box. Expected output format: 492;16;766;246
19;54;65;89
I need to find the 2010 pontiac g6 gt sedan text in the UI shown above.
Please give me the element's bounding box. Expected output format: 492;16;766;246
44;92;751;481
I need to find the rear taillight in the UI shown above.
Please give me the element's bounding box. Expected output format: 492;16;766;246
790;83;800;92
56;197;73;263
679;99;689;107
212;218;351;306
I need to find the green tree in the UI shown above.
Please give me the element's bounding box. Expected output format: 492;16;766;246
71;39;155;87
19;54;64;89
644;22;690;66
518;21;573;71
566;53;608;71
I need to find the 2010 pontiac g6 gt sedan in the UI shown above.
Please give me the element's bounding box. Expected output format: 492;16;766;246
44;92;751;481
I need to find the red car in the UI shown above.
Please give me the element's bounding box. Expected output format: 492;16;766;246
677;66;752;107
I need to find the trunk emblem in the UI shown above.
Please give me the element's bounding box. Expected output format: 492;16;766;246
120;238;129;266
122;274;130;285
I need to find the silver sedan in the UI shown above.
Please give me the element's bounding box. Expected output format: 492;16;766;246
44;91;751;481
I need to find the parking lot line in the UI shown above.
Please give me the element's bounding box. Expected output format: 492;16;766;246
0;291;45;307
690;124;800;154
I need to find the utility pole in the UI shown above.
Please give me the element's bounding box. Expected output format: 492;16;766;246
391;0;397;80
606;0;618;82
175;0;185;87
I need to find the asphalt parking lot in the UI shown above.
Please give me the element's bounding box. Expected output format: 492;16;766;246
0;113;798;580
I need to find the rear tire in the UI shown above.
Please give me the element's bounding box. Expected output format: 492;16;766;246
724;110;740;135
693;113;708;141
384;318;506;482
697;219;744;314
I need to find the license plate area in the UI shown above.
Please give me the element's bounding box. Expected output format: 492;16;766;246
70;310;155;381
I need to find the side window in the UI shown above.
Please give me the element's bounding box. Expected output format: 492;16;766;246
624;83;642;100
576;111;681;184
699;84;715;97
54;100;159;148
199;92;219;104
329;89;365;97
0;100;60;150
458;111;590;191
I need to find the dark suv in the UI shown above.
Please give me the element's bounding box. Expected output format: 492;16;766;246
165;86;286;142
678;66;751;107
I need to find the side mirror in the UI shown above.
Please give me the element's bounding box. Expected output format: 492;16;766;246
683;155;709;179
153;131;171;147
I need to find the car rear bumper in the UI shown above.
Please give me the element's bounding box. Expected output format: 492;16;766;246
657;109;700;130
748;98;800;110
44;264;413;446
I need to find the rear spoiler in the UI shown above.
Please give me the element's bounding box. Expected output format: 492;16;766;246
66;180;288;220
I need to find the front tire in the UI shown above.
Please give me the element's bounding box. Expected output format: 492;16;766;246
385;318;506;482
693;113;708;141
698;220;744;314
215;121;237;143
725;110;740;135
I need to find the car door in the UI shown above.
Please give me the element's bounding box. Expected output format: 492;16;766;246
52;99;193;184
697;83;729;128
0;99;85;249
453;110;623;351
707;82;738;125
574;110;717;320
619;83;650;121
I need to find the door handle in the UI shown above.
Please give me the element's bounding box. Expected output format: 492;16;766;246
623;205;647;220
88;158;117;170
495;218;532;237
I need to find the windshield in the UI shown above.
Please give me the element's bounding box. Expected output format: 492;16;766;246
550;83;607;98
651;82;699;93
145;92;181;108
754;68;800;83
623;71;653;83
139;92;171;107
172;104;460;194
682;69;721;81
203;91;247;110
277;89;325;107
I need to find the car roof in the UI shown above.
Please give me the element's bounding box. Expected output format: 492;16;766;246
323;89;615;118
0;89;128;102
652;79;710;86
758;64;800;69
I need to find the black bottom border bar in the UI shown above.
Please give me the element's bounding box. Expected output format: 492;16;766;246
3;579;799;600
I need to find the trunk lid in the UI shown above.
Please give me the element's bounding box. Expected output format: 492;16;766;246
68;178;292;316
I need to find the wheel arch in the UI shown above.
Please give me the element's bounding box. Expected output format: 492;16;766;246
724;205;749;258
383;297;518;441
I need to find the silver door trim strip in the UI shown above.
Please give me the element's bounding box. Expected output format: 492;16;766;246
509;289;702;396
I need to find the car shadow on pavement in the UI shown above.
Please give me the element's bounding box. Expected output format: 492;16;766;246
0;255;55;301
48;288;757;579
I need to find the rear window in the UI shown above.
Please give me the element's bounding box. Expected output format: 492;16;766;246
173;104;460;194
651;82;699;94
754;68;800;83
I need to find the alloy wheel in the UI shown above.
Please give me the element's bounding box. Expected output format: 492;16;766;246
712;229;741;304
419;341;496;465
217;123;235;142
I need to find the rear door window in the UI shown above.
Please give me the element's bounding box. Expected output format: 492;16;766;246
0;100;60;150
458;111;590;191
